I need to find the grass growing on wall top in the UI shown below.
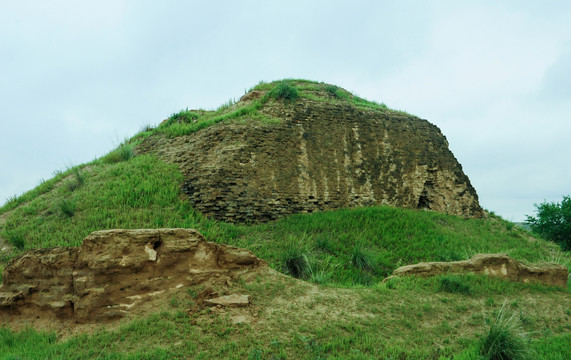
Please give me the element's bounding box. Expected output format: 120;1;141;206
143;79;405;138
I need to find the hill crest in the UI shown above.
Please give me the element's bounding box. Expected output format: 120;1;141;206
138;80;483;222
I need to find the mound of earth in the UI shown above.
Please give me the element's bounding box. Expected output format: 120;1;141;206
384;253;568;287
138;82;483;223
0;228;274;329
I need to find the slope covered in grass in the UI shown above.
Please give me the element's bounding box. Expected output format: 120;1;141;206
1;150;568;287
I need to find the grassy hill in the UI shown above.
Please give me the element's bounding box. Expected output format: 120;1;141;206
1;80;570;359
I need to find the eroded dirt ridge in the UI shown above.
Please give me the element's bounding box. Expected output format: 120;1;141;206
139;93;483;223
0;228;268;324
385;253;568;287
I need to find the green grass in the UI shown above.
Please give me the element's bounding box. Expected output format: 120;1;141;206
1;152;569;286
282;238;312;279
439;275;472;295
137;79;407;138
480;302;533;360
0;275;568;359
102;143;134;164
268;81;299;102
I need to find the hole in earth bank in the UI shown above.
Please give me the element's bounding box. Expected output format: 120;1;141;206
417;194;430;210
153;240;162;250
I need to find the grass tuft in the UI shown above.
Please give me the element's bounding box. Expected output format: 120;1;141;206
351;243;375;271
102;144;134;164
4;230;26;250
282;241;311;279
65;168;85;192
58;199;76;218
481;302;533;360
168;108;200;125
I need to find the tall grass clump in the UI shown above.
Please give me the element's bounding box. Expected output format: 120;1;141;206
481;302;532;360
58;199;76;218
66;168;85;192
4;230;26;250
102;144;134;164
269;81;298;103
351;243;375;271
73;168;85;187
282;241;311;279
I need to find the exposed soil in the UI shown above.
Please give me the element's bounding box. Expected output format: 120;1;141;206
0;228;273;333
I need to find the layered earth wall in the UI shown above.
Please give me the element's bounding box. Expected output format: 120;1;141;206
139;90;483;222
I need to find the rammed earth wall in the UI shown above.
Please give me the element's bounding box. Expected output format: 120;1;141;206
139;97;483;222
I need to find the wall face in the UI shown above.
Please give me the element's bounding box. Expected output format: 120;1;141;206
140;99;483;222
0;229;266;324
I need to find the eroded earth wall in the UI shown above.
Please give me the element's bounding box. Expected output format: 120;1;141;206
0;228;267;323
139;98;483;222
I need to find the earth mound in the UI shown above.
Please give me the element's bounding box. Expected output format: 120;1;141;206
138;81;483;223
0;228;271;327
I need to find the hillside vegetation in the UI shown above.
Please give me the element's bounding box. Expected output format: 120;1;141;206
1;80;570;359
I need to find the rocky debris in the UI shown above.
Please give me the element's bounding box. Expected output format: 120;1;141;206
384;253;568;288
138;94;483;223
0;228;268;324
205;294;250;307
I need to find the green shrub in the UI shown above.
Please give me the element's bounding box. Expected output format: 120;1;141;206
269;82;299;102
526;195;571;251
438;275;472;295
58;199;76;217
481;303;532;360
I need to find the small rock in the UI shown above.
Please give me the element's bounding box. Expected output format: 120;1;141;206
205;294;250;308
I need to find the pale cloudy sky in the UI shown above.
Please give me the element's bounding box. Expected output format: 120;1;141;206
1;0;570;221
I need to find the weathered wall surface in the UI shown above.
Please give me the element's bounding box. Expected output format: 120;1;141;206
384;253;568;288
0;229;267;323
139;98;483;222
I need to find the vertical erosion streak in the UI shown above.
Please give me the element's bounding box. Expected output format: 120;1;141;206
343;129;354;202
352;125;375;204
297;124;313;200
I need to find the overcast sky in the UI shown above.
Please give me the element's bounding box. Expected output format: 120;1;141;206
1;1;570;222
